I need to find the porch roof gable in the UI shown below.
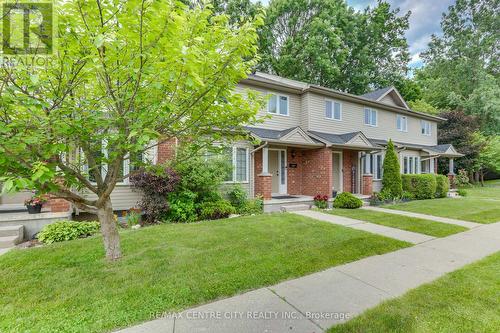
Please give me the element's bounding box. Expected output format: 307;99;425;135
307;130;378;150
245;126;321;146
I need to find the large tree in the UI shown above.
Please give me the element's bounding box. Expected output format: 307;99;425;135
257;0;410;94
417;0;500;134
0;0;262;260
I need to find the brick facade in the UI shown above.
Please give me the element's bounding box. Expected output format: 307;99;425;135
342;150;358;193
157;138;178;164
47;198;72;213
253;150;272;199
301;148;332;197
362;175;373;195
287;149;303;195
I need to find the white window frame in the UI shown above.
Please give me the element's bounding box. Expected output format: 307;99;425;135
325;99;342;121
397;115;408;132
363;153;383;180
421;120;431;136
364;107;377;127
224;146;249;184
267;93;289;116
402;155;421;174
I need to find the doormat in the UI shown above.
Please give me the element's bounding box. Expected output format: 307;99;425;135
272;195;298;199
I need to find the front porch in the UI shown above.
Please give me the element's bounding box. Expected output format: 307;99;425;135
262;193;371;213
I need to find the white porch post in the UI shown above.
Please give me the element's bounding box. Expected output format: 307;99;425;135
262;147;269;174
449;158;455;175
429;157;435;174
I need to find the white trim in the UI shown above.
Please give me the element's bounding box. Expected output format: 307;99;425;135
421;120;431;136
325;98;342;121
223;146;250;184
280;127;317;144
267;92;290;116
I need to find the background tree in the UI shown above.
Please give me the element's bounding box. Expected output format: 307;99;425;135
257;0;410;94
417;0;500;134
0;0;263;260
471;133;500;184
381;139;403;198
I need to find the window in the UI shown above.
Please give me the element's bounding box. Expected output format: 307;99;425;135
325;100;342;120
397;115;408;132
364;108;377;126
402;155;421;174
363;153;383;180
421;120;431;135
268;93;289;116
225;147;249;183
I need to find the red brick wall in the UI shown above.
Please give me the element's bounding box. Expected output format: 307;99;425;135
343;150;357;193
255;174;272;200
157;138;178;164
362;175;373;195
47;198;72;213
287;149;303;195
301;147;332;197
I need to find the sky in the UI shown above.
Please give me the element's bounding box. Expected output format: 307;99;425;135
255;0;455;69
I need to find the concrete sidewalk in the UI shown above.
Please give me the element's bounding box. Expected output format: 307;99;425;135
116;221;500;333
294;210;435;244
362;206;482;229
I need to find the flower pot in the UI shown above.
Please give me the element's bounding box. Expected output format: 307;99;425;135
27;204;42;214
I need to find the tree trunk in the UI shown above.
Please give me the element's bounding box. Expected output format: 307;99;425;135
97;197;122;260
480;170;484;186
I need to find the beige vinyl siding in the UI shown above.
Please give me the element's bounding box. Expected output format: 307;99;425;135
373;180;383;192
306;92;437;146
235;83;302;131
379;94;400;107
81;185;142;211
300;92;310;129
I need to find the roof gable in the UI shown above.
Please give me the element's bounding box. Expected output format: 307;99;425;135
361;86;409;110
280;127;316;144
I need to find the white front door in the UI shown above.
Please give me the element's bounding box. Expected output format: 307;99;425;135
269;149;287;195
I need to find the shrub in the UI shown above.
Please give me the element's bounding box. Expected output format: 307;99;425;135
124;209;141;227
458;189;468;197
401;190;415;201
435;175;450;198
165;191;198;223
199;200;235;220
381;140;403;198
227;185;248;211
37;221;100;244
456;169;470;187
313;194;329;209
333;192;363;209
130;166;180;223
402;174;437;200
239;196;264;215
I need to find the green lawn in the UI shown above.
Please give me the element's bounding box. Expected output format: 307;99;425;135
0;213;409;333
329;251;500;333
385;181;500;223
325;208;467;237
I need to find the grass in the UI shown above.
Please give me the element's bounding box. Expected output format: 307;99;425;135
325;208;467;237
0;213;410;333
385;180;500;223
329;251;500;333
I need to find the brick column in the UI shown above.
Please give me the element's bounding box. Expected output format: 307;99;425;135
343;150;355;193
448;173;456;189
255;174;272;200
362;175;373;195
157;138;178;164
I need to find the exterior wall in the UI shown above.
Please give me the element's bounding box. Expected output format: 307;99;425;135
157;138;178;164
287;149;303;195
235;83;302;131
82;185;143;211
379;94;400;107
302;92;438;146
342;150;358;193
362;175;373;195
300;148;332;196
47;198;71;213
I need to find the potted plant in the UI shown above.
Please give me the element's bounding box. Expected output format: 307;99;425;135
24;196;46;214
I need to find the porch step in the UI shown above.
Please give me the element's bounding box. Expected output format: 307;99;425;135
0;225;24;248
280;204;311;212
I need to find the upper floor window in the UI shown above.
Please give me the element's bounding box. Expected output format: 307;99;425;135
224;146;249;183
268;93;289;116
397;115;408;132
421;120;431;136
325;100;342;120
364;108;377;126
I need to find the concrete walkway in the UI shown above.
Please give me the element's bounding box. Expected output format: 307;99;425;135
116;220;500;333
362;206;482;229
294;210;435;244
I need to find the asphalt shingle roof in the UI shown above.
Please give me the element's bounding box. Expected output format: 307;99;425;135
360;87;393;101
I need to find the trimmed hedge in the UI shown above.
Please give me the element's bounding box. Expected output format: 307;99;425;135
333;192;363;209
435;174;450;198
402;174;437;200
37;221;100;244
199;200;235;220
